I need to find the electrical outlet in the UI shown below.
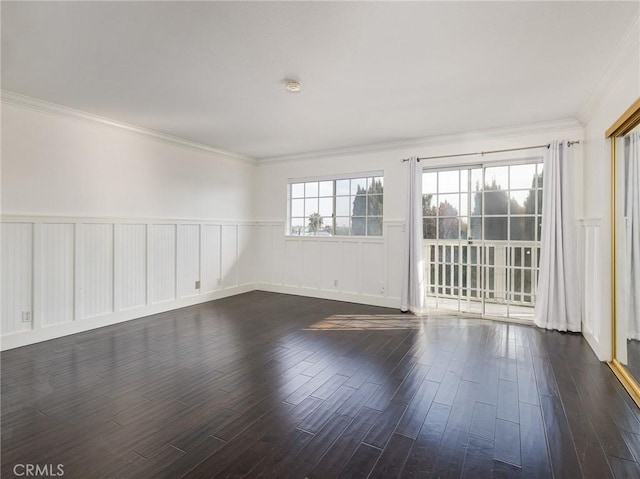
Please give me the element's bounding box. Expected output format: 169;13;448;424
195;280;201;289
22;311;32;323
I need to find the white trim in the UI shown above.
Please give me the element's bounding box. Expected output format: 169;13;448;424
1;90;256;165
578;15;640;124
257;119;583;164
1;214;257;226
288;170;385;183
0;285;254;351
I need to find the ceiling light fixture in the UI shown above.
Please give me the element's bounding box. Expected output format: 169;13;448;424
285;79;301;92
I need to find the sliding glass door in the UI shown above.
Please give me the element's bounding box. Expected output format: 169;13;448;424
422;160;543;321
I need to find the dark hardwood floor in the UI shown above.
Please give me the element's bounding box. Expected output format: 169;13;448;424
2;291;640;478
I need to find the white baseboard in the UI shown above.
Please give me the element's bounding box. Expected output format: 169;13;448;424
255;283;401;310
0;284;254;351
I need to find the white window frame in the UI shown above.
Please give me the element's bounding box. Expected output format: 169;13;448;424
287;171;384;237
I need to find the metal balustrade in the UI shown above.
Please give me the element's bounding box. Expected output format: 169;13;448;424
423;239;540;318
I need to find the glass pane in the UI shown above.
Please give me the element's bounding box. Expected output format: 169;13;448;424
290;217;304;235
336;196;350;216
423;172;437;194
423;194;437;216
459;217;469;239
319;181;333;197
307;213;326;234
305;182;319;197
423;217;437;239
459;193;469;216
374;176;384;188
336;179;350;196
437;194;460;216
368;177;384;194
470;217;482;240
319;197;333;217
438;170;459;193
510;163;537;190
291;183;304;198
291;199;304;217
439;217;461;239
304;198;318;217
510;217;536;241
484;217;508;240
367;217;383;236
335;217;350;235
536;163;544;187
367;195;383;216
351;178;367;195
351;217;366;236
460;169;469;193
484;166;508;189
471;190;483;216
351;194;366;217
509;190;529;214
471;168;483;192
483;191;509;215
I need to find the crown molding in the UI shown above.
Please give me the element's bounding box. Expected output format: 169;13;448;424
1;90;256;164
256;118;583;164
578;14;639;125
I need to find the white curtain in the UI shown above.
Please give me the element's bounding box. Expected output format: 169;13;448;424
401;157;425;314
534;141;581;332
625;132;640;339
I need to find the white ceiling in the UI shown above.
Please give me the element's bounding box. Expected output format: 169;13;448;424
2;1;638;160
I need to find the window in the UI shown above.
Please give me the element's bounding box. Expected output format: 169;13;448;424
422;159;543;321
288;174;384;236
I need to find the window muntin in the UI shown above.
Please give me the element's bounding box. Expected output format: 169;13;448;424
288;175;384;236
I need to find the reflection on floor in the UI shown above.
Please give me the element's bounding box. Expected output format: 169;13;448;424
2;291;640;478
426;296;536;322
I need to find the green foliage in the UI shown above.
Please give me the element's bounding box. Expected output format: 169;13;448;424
308;212;324;233
352;180;383;235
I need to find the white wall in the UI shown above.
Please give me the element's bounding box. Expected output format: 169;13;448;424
1;100;255;349
580;18;640;360
253;121;584;310
2;102;253;220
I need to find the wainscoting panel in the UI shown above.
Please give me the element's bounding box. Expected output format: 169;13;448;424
385;222;404;301
79;223;114;319
320;241;341;291
301;241;321;289
266;221;400;309
2;217;256;350
581;220;602;354
254;224;273;285
39;224;74;327
237;225;254;286
177;224;200;299
221;225;238;289
361;242;385;296
270;225;286;286
148;224;177;304
201;225;221;294
1;216;404;349
340;242;360;294
115;224;147;311
1;223;33;334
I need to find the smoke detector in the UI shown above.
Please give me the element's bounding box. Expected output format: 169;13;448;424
285;79;302;92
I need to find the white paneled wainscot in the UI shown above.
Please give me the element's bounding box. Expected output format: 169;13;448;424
254;221;404;308
1;217;256;350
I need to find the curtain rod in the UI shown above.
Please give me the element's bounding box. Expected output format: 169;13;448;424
401;140;581;162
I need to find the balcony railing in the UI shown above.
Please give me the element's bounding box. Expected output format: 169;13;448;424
423;239;540;310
